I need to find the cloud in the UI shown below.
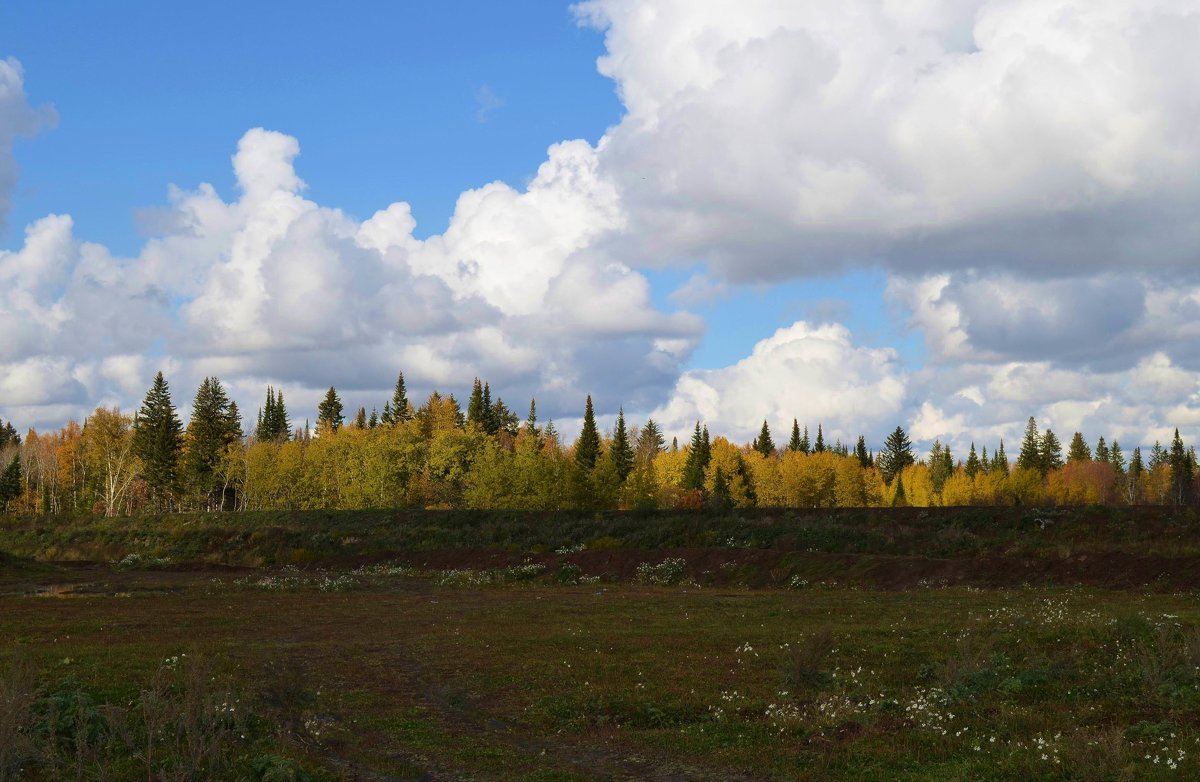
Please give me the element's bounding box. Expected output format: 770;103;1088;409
649;321;906;445
475;84;505;123
576;0;1200;279
0;128;701;431
0;58;56;230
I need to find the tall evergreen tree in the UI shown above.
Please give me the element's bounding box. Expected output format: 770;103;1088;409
752;420;776;457
353;407;367;430
1170;428;1192;506
255;386;291;441
368;408;379;429
482;382;497;434
184;377;241;509
1040;429;1064;474
682;422;709;491
1017;417;1042;473
854;435;872;468
317;387;345;432
799;425;811;454
788;419;802;452
1094;436;1110;465
388;372;411;422
813;424;826;453
133;371;184;509
611;408;634;481
0;455;21;510
636;418;665;456
525;399;539;434
574;395;602;470
993;440;1010;475
965;443;981;479
466;378;487;430
1149;441;1167;471
929;440;953;493
1108;440;1125;474
491;398;518;437
1067;432;1091;462
0;418;19;449
879;426;914;484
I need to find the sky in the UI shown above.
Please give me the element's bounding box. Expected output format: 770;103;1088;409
2;0;1200;457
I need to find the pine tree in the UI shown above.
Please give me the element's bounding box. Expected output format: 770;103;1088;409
788;419;802;452
1017;417;1042;473
0;418;19;449
1108;440;1125;474
368;408;379;429
682;422;708;491
854;435;871;468
0;455;21;510
708;466;733;512
929;440;952;493
317;387;345;432
891;474;908;507
965;443;981;479
273;389;291;441
388;372;411;422
814;424;826;453
1149;441;1167;470
491;398;518;437
133;371;184;509
753;420;776;457
1067;432;1091;462
353;407;367;429
980;445;990;474
482;382;497;435
879;426;914;484
636;418;665;456
1094;436;1110;465
1040;429;1064;474
671;436;679;453
466;378;487;430
1170;429;1192;506
574;395;601;470
525;399;538;433
184;377;241;509
381;401;394;426
993;440;1009;476
611;408;634;481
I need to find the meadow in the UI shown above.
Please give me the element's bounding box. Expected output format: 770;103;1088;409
4;507;1200;781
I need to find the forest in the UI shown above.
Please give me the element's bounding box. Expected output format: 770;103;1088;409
0;371;1197;517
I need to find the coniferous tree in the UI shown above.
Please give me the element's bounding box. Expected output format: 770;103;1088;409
133;371;184;509
1040;430;1064;474
929;440;953;493
381;401;394;425
317;387;345;432
255;386;290;441
1067;432;1092;462
543;419;559;447
481;382;496;434
0;418;19;449
788;419;802;452
965;443;981;479
353;407;367;430
0;455;21;510
1149;441;1167;471
611;408;634;481
814;424;826;453
1170;429;1192;506
753;420;776;457
368;408;379;429
184;377;241;509
854;435;872;468
671;436;679;453
491;398;518;437
993;440;1010;475
682;422;708;491
980;444;990;474
891;474;907;507
1094;437;1110;465
636;418;665;456
525;399;538;434
466;378;487;430
1109;441;1125;474
1017;417;1042;473
575;395;601;470
879;426;914;484
387;372;411;423
799;425;811;454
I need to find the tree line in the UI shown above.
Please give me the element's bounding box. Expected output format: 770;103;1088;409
1;371;1197;516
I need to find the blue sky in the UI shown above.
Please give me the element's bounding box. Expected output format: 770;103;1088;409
2;1;1199;453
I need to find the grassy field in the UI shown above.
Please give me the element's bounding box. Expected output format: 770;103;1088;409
5;509;1200;780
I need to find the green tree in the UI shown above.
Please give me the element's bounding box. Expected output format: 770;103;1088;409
682;422;710;492
353;406;367;429
255;387;290;441
965;443;981;479
133;371;184;509
1094;436;1110;465
0;454;21;510
813;424;826;453
1017;417;1042;473
574;395;602;470
386;372;412;423
878;426;914;484
1040;429;1064;474
788;419;802;452
636;418;665;456
929;440;953;493
993;440;1010;476
184;377;241;510
317;387;345;432
1108;440;1125;474
610;408;634;481
854;435;872;468
1170;428;1192;506
752;420;776;457
1067;432;1091;462
466;378;487;430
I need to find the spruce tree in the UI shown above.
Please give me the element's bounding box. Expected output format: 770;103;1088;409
891;474;908;507
368;408;379;429
388;372;411;422
525;399;538;434
800;426;811;454
788;419;802;452
1040;429;1064;474
0;418;19;449
272;389;291;441
929;440;952;493
611;408;634;481
491;398;518;437
482;382;497;434
0;455;21;510
133;371;184;509
993;440;1009;475
354;407;367;429
1094;436;1110;465
1109;440;1125;474
636;418;665;456
466;378;487;430
814;424;826;453
753;420;776;457
980;445;990;474
317;387;345;432
1149;441;1167;470
184;377;240;509
1067;432;1091;462
381;401;394;426
879;426;914;484
1017;417;1042;473
965;443;981;479
1170;429;1192;506
854;435;871;468
574;395;601;470
682;422;708;491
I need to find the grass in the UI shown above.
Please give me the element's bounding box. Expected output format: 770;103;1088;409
5;507;1200;779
